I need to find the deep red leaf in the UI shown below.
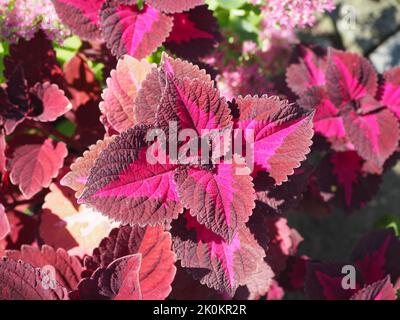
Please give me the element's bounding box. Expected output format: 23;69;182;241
79;40;118;84
248;209;303;275
79;127;183;226
281;255;309;291
330;151;363;207
0;130;6;174
0;80;71;133
254;162;313;215
165;6;221;59
156;76;232;134
63;53;101;109
305;261;361;300
343;108;399;170
315;151;382;211
0;68;30;134
172;212;268;296
134;53;212;126
168;265;223;300
326;49;378;108
305;228;400;300
4;31;66;89
0;257;68;300
6;245;83;291
1;65;29;125
0;210;39;256
78;254;142;299
175;155;255;243
83;225;176;300
73;100;107;146
351;228;400;285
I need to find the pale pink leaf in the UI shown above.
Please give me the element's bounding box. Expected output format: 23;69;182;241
61;137;115;198
7;139;68;199
146;0;205;13
30;82;72;122
100;55;155;133
0;203;10;241
40;183;117;257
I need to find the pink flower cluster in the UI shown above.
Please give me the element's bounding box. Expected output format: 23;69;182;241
251;0;335;44
205;41;291;100
0;0;69;43
218;64;271;101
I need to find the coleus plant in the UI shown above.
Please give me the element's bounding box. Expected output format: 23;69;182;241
58;52;315;297
52;0;220;59
286;46;400;174
0;4;398;300
0;31;71;199
285;45;400;213
312;150;383;211
0;31;106;253
0;31;71;135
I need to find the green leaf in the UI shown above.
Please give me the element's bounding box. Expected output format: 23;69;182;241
54;36;82;66
0;41;10;84
376;214;400;236
217;0;246;9
214;7;230;27
148;46;165;64
55;118;77;138
87;60;104;83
